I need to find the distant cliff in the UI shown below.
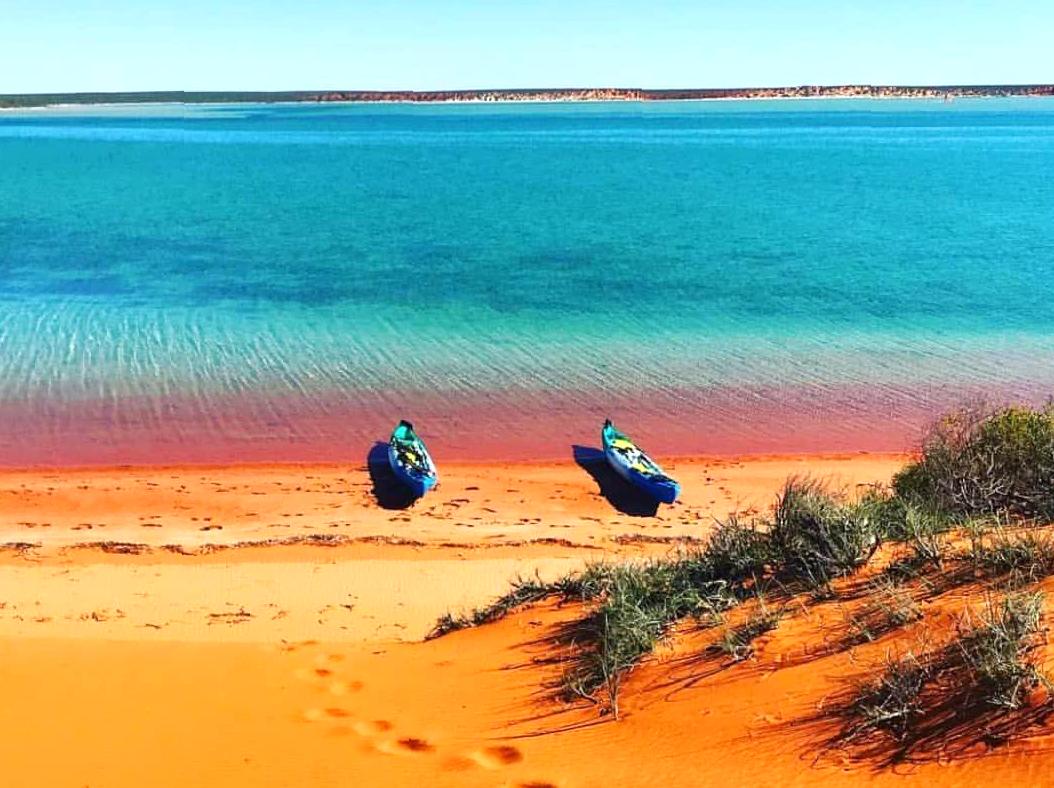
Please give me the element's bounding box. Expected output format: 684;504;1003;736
3;85;1053;109
311;85;1054;103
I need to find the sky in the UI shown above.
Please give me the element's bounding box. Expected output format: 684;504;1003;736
0;0;1051;93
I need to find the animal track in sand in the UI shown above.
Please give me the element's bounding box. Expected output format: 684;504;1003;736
374;736;435;756
397;737;434;753
470;745;524;768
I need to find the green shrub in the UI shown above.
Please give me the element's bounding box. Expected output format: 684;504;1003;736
770;478;880;589
957;592;1049;709
564;577;671;717
895;404;1054;519
968;527;1054;584
855;487;912;540
561;557;738;714
690;515;773;584
901;505;948;569
849;651;931;740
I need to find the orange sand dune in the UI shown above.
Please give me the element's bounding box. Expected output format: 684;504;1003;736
16;452;1022;788
4;585;1054;787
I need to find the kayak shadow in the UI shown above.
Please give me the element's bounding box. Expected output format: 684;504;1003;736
367;441;420;510
572;445;659;517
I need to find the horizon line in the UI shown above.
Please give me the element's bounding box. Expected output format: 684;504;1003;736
5;82;1054;97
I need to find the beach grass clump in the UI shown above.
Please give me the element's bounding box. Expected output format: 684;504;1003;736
846;576;923;645
848;650;931;740
561;556;740;715
770;478;880;590
899;504;949;570
841;592;1050;750
894;404;1054;520
854;486;917;541
956;591;1049;709
967;527;1054;585
427;572;583;639
713;596;782;662
563;575;673;717
692;515;774;584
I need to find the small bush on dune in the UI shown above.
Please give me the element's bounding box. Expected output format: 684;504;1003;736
900;505;949;569
957;591;1050;710
845;591;1050;746
562;557;738;715
855;487;913;540
770;478;880;590
713;595;783;661
846;576;923;644
848;650;931;740
689;515;774;585
895;404;1054;520
968;527;1054;584
564;578;670;717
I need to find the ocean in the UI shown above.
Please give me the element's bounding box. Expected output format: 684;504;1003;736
1;98;1053;465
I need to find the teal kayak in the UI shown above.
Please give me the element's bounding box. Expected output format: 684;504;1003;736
602;419;680;504
387;420;438;497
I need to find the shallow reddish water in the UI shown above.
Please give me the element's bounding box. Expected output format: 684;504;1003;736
0;381;1046;467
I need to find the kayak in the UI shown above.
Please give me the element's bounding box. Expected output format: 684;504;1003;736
388;420;438;497
601;419;680;504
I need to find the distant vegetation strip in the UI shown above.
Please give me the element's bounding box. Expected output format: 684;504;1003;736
3;84;1054;108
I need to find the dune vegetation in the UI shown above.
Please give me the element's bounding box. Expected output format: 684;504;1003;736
432;403;1054;739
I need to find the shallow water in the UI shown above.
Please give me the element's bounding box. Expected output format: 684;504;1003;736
1;99;1053;464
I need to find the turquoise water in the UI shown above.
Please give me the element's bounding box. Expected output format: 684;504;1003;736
1;99;1053;464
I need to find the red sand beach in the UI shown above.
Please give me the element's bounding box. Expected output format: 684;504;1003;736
0;451;924;786
5;447;1054;788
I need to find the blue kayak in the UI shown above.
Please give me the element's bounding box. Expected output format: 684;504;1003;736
602;419;680;504
388;420;438;497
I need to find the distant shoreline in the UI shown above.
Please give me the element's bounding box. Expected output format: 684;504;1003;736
2;84;1053;109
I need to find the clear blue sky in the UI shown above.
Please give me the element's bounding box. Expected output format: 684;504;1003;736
1;0;1050;93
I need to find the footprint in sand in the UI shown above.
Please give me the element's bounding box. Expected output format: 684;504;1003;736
440;755;477;772
302;706;354;723
470;745;524;769
328;679;363;696
352;719;392;736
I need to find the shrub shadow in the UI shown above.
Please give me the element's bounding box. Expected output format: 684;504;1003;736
572;445;659;517
367;441;419;510
808;667;1054;769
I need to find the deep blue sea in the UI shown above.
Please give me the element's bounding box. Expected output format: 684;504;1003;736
1;99;1052;463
